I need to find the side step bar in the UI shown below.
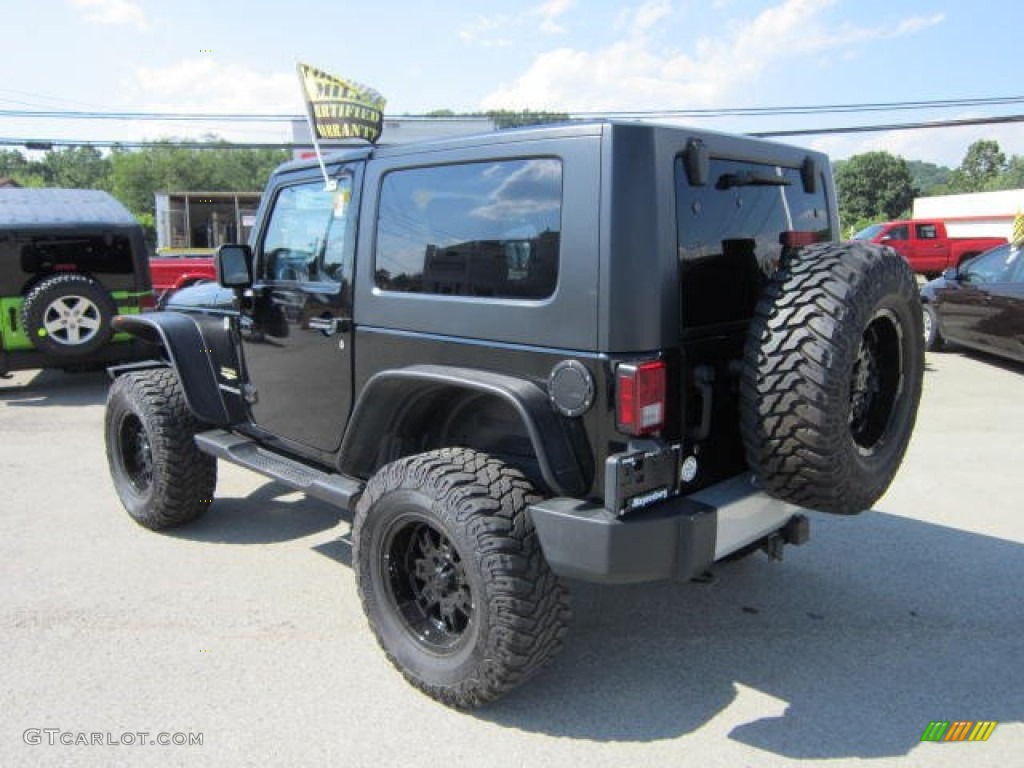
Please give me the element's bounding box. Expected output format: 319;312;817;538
195;429;363;511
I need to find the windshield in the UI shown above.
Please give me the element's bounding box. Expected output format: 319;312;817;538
852;224;884;240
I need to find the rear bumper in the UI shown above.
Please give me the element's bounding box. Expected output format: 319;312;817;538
528;473;807;584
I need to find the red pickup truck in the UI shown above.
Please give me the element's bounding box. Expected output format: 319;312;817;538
148;253;218;306
852;220;1006;277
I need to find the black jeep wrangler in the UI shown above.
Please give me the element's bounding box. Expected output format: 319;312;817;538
103;122;923;707
1;188;153;376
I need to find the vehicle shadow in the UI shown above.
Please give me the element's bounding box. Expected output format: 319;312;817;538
0;368;109;406
953;348;1024;374
474;510;1022;758
167;482;346;545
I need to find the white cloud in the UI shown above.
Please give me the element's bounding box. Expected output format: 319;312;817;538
461;0;575;46
458;15;516;48
127;60;300;142
530;0;575;34
69;0;148;30
481;0;944;111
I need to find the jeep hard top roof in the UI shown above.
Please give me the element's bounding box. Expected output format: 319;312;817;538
278;119;827;178
0;188;141;231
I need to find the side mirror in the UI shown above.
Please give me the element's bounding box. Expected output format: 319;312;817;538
216;244;253;288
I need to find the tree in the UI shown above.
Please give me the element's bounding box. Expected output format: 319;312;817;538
38;146;111;189
0;149;45;186
485;110;570;129
998;155;1024;190
834;151;917;231
906;160;952;195
109;140;287;221
948;139;1007;193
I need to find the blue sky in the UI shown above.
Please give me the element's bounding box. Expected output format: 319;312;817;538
2;0;1021;167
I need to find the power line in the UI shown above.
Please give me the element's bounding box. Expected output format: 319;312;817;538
571;95;1024;119
2;113;1023;151
1;95;1023;123
750;113;1024;137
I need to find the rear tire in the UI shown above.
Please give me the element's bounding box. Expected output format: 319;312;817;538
21;273;117;358
105;368;216;529
741;242;924;515
353;447;570;708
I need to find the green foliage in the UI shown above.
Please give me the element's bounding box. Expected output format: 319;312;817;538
947;140;1007;193
40;147;111;189
0;149;33;182
996;155;1024;190
410;110;570;129
906;160;952;195
107;140;287;220
834;151;917;227
1;140;287;226
485;110;570;129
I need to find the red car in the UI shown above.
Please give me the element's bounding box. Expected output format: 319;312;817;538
854;219;1006;277
148;253;218;306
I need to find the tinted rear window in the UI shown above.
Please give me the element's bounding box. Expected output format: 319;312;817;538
375;158;561;299
676;157;832;328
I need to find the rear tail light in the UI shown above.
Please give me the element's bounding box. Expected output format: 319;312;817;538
780;230;819;248
616;360;667;436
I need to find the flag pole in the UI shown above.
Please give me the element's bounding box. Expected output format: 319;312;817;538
296;62;334;190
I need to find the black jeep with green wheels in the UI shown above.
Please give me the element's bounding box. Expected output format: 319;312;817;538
0;188;153;376
103;122;924;708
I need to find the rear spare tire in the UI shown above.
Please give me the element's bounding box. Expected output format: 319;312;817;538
21;273;117;358
740;242;924;515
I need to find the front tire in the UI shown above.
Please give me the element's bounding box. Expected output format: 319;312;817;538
741;242;924;515
105;368;216;529
353;448;570;708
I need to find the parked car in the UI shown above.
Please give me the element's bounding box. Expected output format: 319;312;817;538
0;188;154;376
853;219;1006;277
148;252;218;307
921;243;1024;363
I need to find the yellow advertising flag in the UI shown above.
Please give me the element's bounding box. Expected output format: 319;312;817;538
1012;209;1024;247
296;63;386;144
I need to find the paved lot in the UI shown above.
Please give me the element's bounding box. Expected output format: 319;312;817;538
1;349;1021;767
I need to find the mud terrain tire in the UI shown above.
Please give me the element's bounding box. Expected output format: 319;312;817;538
353;447;570;708
740;242;924;515
105;368;217;529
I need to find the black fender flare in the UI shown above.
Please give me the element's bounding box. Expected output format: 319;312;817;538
339;365;590;498
110;312;244;426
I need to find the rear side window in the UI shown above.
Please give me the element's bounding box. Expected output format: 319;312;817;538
18;235;135;275
676;157;833;328
375;158;561;299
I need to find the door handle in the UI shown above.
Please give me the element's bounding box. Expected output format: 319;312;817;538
308;317;338;334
